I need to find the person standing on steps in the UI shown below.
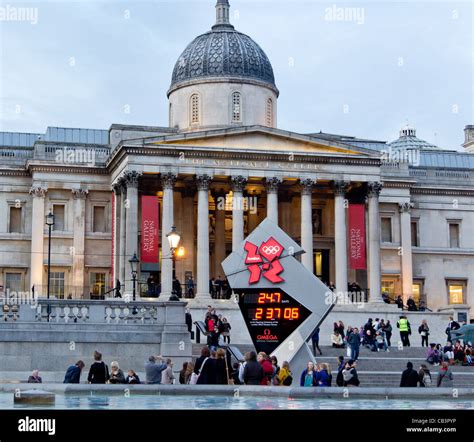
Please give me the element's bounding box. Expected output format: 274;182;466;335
400;361;419;387
397;315;411;347
347;327;361;361
418;319;430;347
311;327;322;356
384;320;393;347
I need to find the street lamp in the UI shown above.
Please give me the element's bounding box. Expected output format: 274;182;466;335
166;226;181;301
45;210;55;322
129;253;139;302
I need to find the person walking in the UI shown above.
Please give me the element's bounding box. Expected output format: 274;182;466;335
400;361;419;387
145;355;167;384
162;359;176;385
397;315;411;347
384;320;393;347
87;351;109;384
215;348;229;384
436;362;454;387
311;327;322;356
418;364;432;387
179;362;188;384
300;361;317;387
243;351;264;385
108;361;125;384
63;360;85;384
418;319;430;347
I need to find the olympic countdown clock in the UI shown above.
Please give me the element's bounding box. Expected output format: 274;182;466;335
222;218;335;374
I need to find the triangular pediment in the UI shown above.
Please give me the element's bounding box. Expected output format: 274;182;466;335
143;126;378;157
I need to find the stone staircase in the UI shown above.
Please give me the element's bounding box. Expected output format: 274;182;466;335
191;343;474;388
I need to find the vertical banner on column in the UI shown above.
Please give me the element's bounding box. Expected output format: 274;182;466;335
141;196;159;263
348;203;366;269
111;192;115;286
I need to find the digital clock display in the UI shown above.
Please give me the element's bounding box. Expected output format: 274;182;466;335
238;288;311;354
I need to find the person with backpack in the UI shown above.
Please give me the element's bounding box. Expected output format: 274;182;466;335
342;360;360;387
418;319;430;347
418;364;432;387
336;356;345;387
400;361;419;387
277;361;293;386
383;320;393;347
87;351;109;384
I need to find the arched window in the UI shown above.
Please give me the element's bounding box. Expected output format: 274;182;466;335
266;98;273;127
190;94;200;125
232;92;241;122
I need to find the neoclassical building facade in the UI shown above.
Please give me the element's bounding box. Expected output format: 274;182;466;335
0;1;473;321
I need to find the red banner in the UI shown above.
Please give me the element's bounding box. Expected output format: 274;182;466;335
111;192;115;285
348;204;366;270
141;196;159;263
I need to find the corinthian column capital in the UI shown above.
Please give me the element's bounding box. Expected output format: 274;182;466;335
196;174;213;191
332;180;349;197
399;201;414;213
71;188;89;200
29;186;48;198
367;182;383;198
265;177;281;194
123;170;142;189
300;178;315;195
161;172;177;190
231;175;247;192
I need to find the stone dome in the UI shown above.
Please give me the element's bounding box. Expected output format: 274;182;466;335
168;1;278;96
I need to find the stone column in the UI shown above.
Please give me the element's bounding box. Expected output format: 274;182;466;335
196;174;212;300
265;177;281;224
118;179;127;287
333;181;349;295
212;188;227;277
181;184;196;284
247;191;260;233
160;173;177;298
112;183;121;287
367;182;383;303
124;171;141;294
399;201;414;304
71;189;88;298
29;186;47;296
231;176;247;251
300;178;315;272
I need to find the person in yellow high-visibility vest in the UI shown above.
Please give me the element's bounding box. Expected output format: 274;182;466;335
397;315;411;347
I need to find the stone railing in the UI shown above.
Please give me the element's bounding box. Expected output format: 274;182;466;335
33;141;110;166
3;299;181;324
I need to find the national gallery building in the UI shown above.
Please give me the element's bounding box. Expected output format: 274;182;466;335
1;1;473;321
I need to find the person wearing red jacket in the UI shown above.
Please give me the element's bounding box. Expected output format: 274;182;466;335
257;352;274;386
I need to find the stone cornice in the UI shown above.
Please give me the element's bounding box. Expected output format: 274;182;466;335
107;144;382;173
0;169;30;177
27;164;109;175
411;187;474;197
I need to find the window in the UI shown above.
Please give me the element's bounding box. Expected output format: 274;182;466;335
381;279;396;297
53;205;65;231
232;92;241;122
169;103;173;127
411;221;418;247
50;272;65;299
447;282;465;304
266;98;273;127
190;94;200;124
9;207;22;233
5;273;22;293
90;272;106;298
93;206;106;233
449;223;460;248
412;281;423;305
381;217;392;243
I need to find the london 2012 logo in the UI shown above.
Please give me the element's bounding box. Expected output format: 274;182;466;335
244;237;285;284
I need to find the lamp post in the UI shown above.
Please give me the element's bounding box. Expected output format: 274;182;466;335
166;226;181;301
129;253;139;302
45;210;55;322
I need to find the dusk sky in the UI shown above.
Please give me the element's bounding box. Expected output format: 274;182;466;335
1;0;472;149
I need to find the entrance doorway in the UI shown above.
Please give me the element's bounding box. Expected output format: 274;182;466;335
314;250;330;285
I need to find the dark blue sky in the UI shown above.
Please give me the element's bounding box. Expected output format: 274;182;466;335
1;0;472;150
